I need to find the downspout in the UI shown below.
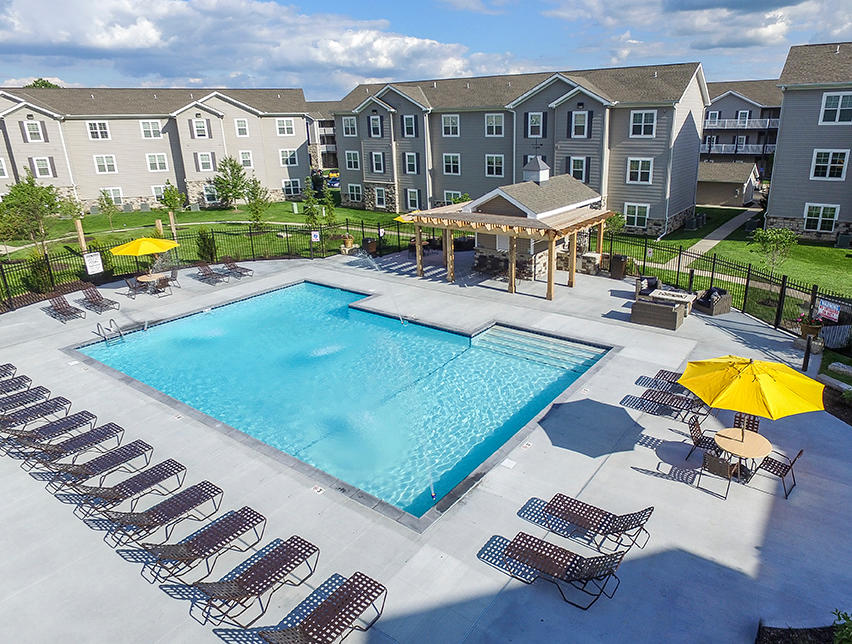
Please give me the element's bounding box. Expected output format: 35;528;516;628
219;117;229;157
422;109;432;207
509;108;517;183
658;103;677;241
57;118;80;201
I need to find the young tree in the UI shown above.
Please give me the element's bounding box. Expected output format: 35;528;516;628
450;192;471;204
752;227;798;276
96;190;120;232
0;169;59;254
24;78;60;88
211;156;248;209
244;176;270;231
302;175;321;228
57;196;83;220
160;180;186;215
320;180;336;226
605;212;626;235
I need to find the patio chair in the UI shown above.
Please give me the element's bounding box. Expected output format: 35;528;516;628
151;277;172;297
477;532;625;609
697;452;735;499
0;386;51;413
74;459;186;516
46;439;153;492
640;389;705;420
634;275;660;301
0;363;16;379
1;409;95;439
190;535;320;627
256;571;388;644
102;480;223;545
81;286;120;313
733;412;761;434
196;262;229;284
167;268;181;289
139;506;266;580
685;414;720;460
756;449;803;499
124;277;148;299
221;256;253;277
47;294;86;322
20;423;124;469
0;375;32;396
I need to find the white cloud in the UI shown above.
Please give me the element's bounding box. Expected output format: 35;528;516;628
0;76;80;87
438;0;504;14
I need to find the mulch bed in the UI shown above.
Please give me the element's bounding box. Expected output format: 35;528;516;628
823;387;852;426
755;624;835;643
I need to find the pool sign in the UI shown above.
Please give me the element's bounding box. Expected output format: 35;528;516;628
818;299;840;322
310;230;320;242
83;251;104;275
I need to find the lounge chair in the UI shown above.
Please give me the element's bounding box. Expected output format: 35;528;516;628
196;262;229;284
756;449;803;499
697;452;735;499
139;506;266;580
1;409;95;439
47;294;86;322
191;535;319;627
124;277;148;298
151;277;172;297
0;375;32;395
0;397;72;430
81;286;120;313
102;480;223;545
221;256;253;277
46;439;153;492
654;369;683;384
0;386;50;413
0;363;16;379
167;268;181;289
19;423;124;469
256;571;388;644
74;459;186;516
640;388;705;420
685;414;720;460
478;532;625;609
733;412;761;434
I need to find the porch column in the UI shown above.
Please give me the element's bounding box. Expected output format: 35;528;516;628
442;229;449;267
446;229;455;283
546;233;556;301
415;225;424;277
568;231;578;287
507;236;517;294
596;221;605;254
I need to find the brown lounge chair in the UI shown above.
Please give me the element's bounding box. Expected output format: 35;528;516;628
221;256;253;277
102;480;223;546
19;423;124;469
81;286;120;313
0;375;32;396
654;369;683;383
140;506;266;580
191;535;319;627
46;439;153;492
197;262;229;283
640;388;706;420
0;396;72;430
0;386;50;413
47;294;86;322
151;277;172;297
478;532;625;609
74;459;186;516
0;363;16;379
124;277;148;298
1;409;96;439
256;571;388;644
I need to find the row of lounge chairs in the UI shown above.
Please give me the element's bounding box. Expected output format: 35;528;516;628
197;258;253;284
44;285;121;323
0;363;387;640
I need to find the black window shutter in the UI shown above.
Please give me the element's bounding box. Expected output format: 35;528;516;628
542;112;548;138
523;113;529;138
587;111;594;138
414;115;419;137
206;119;212;139
40;122;49;143
568;112;574;138
28;157;36;175
211;152;216;169
417;189;422;208
188;119;195;139
193;153;200;172
48;157;57;177
382;152;386;172
19;122;28;142
379;115;384;136
415;152;420;173
401;115;406;135
565;156;571;175
585;156;591;183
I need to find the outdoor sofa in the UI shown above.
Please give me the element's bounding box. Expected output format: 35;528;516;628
630;300;686;330
693;287;732;316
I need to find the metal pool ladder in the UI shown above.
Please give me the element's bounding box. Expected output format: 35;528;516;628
94;318;125;344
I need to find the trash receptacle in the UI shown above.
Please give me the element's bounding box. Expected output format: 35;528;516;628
610;254;627;280
363;238;378;255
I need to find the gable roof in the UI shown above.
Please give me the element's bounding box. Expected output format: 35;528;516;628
697;161;757;184
464;173;601;219
707;80;782;107
305;100;340;120
779;42;852;87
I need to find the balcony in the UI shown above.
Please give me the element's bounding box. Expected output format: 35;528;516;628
704;118;780;129
319;144;337;152
764;144;776;153
318;127;335;135
700;143;775;155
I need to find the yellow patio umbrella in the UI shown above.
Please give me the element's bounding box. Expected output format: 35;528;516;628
109;238;179;257
677;355;824;421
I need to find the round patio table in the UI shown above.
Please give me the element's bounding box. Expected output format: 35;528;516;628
135;272;167;283
714;427;771;481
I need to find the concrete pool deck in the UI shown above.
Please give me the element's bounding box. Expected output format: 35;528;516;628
0;252;849;643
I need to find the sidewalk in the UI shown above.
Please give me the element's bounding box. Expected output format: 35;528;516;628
661;205;760;270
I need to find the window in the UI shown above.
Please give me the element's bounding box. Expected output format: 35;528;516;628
146;153;168;172
496;235;509;252
569;156;586;182
347;183;362;202
279;149;298;166
234;118;249;137
341;116;357;137
276;118;295;136
151;185;165;201
443;153;461;175
624;203;649;228
485;113;504;137
87;121;110;140
24;121;44;142
485;154;504;177
140;120;162;139
736;135;747;149
33;157;51;178
406;188;419;210
630;110;656;137
375;187;387;208
282;179;301;196
101;187;122;205
94;154;117;174
442;114;459;137
404;152;417;174
707;110;719;124
198;152;214;172
371;151;384;173
820;92;852;124
0;158;7;179
810;149;848;180
403;115;416;137
203;185;218;204
527;112;543;138
737;110;750;125
369;115;382;138
444;190;462;204
239;150;253;168
193;119;209;138
345;150;360;170
572;111;588;138
626;158;653;184
803;203;839;232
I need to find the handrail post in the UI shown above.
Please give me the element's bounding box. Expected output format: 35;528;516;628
675;245;682;289
0;261;14;310
709;253;717;289
743;263;752;312
688;268;695;293
249;225;256;261
642;234;648;274
774;275;788;329
44;251;56;291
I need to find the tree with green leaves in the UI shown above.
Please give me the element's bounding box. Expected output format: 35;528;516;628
320;180;336;226
450;192;470;204
24;78;60;88
244;176;270;231
96;190;120;232
211;156;248;209
302;175;321;228
752;227;798;276
0;169;59;254
160;180;186;214
57;196;83;220
605;212;626;235
196;227;216;263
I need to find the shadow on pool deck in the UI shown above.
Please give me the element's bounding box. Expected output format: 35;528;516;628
538;399;645;458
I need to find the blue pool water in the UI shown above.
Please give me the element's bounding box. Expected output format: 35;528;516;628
80;283;606;516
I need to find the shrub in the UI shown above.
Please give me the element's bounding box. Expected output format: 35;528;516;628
196;227;216;263
834;609;852;644
21;250;53;293
842;390;852;407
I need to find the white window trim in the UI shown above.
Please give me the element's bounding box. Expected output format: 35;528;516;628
569;156;587;182
810;148;849;181
442;114;460;137
572;111;588;138
404;152;417;174
630;110;657;138
444;190;462;203
282;178;301;196
803;202;840;232
496;235;510;252
32;156;51;178
203;184;218;203
737;110;750;124
234;118;249;137
279;149;298;167
0;158;7;179
369;115;382;138
151;185;166;199
624;202;650;228
443;153;461;176
93;154;117;175
345;150;360;171
402;114;416;138
86;121;111;141
146;153;168;173
406;188;419;210
626;157;653;184
371;151;384;173
276;118;295;136
341;116;357;137
485;154;504;178
139;120;162;139
819;91;852;125
198;152;214;172
101;187;123;205
193;118;209;139
527;111;543;138
485;113;504;137
375;187;387;207
239;150;253;169
707;110;719;123
347;183;363;202
24;121;44;143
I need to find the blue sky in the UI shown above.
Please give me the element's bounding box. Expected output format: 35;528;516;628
0;0;849;98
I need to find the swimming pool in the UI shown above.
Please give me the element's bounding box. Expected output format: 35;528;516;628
80;283;606;517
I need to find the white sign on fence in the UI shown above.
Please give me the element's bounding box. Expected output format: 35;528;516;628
311;231;320;242
83;252;104;275
379;228;386;237
818;299;840;322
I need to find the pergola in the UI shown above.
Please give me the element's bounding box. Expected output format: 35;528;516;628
398;203;613;300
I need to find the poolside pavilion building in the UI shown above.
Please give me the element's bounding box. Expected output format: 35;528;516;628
398;157;613;300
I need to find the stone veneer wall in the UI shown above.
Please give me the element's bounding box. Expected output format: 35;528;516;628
765;214;850;241
474;242;568;280
363;183;398;213
626;204;695;237
307;143;320;169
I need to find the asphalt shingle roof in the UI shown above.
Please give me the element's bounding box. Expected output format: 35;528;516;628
779;42;852;86
305;100;341;119
497;174;601;215
707;80;782;106
697;161;756;184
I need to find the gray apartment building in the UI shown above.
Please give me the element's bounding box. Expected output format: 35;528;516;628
0;88;314;208
333;62;709;236
701;80;782;177
767;42;852;241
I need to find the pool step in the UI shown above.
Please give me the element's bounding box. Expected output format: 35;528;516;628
472;326;605;371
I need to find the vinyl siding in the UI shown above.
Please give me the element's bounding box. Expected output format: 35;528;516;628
177;107;227;185
335;114;364;201
513;79;575;181
472;194;526;217
3;105;72;189
378;92;427;207
668;72;705;217
553;95;606;192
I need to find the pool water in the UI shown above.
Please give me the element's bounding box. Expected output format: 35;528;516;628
80;283;606;517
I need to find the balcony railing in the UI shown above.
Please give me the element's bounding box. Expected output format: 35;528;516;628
700;143;776;154
704;118;780;129
318;127;335;135
319;144;337;152
764;144;776;153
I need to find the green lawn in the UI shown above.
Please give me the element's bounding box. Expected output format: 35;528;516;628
820;349;852;387
660;206;747;248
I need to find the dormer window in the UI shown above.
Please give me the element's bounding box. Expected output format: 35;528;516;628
193;119;209;138
24;121;44;142
528;112;543;138
369;115;382;138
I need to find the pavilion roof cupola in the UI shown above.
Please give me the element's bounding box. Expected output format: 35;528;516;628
522;156;550;184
